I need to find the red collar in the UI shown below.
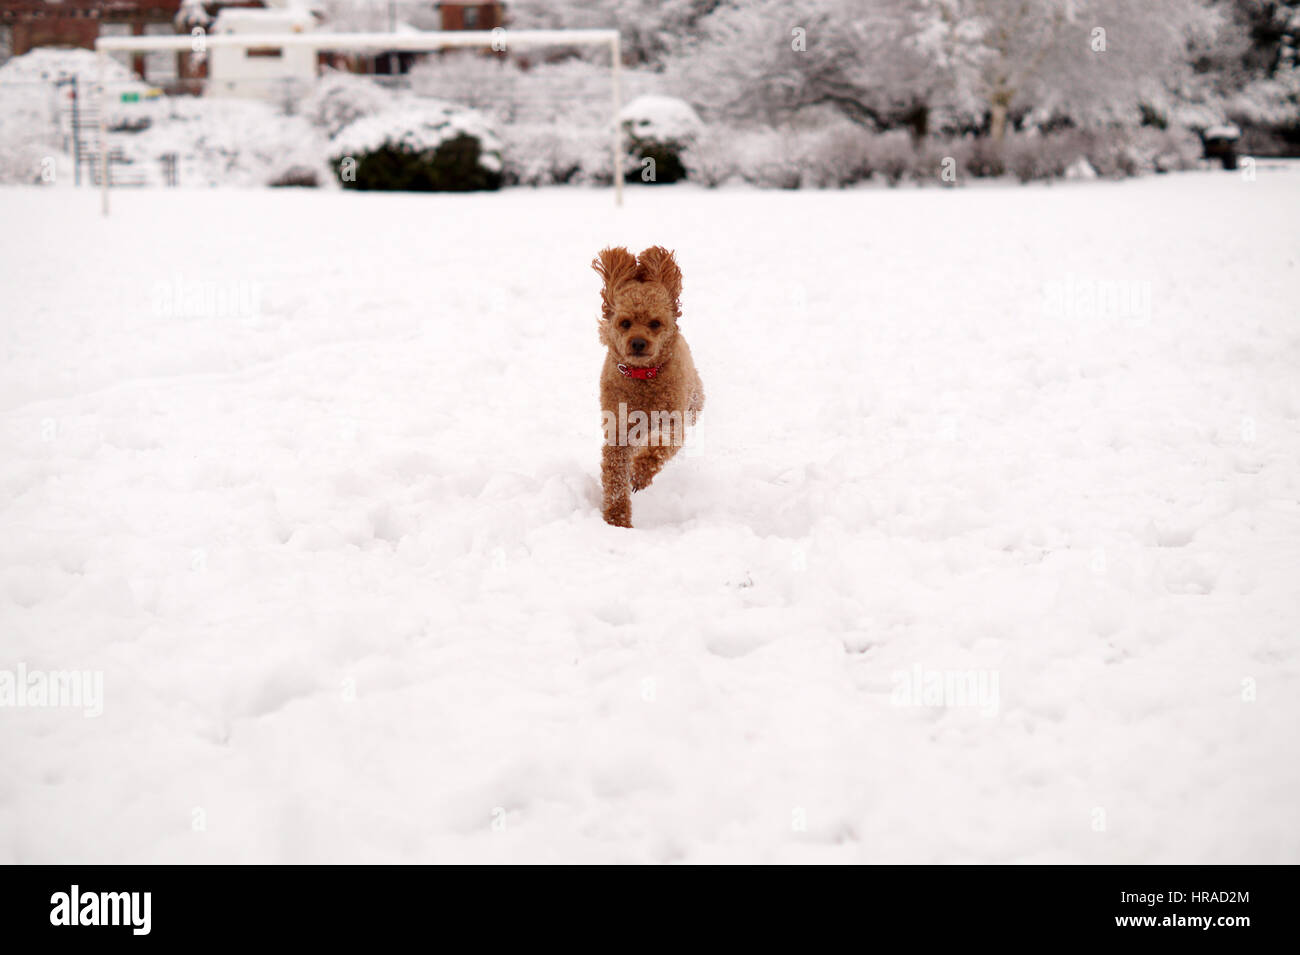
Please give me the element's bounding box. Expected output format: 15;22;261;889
617;362;661;380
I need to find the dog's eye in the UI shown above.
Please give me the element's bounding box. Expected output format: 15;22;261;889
619;320;631;329
649;321;661;329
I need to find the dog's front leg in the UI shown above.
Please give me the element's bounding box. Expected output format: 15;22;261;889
601;443;633;527
631;443;680;492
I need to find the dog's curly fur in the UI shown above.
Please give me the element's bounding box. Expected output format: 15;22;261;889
593;246;704;527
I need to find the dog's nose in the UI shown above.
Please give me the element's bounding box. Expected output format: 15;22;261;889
629;338;647;353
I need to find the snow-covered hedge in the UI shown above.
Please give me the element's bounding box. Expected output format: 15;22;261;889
500;124;609;186
330;102;504;191
798;123;874;188
681;120;1207;189
619;95;702;184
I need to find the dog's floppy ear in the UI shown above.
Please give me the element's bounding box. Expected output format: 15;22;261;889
636;246;682;317
592;247;639;323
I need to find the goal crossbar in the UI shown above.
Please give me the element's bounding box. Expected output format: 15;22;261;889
93;28;624;212
94;29;619;54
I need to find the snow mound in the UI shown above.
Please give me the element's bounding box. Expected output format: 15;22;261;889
619;95;703;144
1203;124;1242;140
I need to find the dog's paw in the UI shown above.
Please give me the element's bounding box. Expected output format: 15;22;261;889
630;460;656;493
602;501;632;527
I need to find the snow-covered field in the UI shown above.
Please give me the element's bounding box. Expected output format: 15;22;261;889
2;171;1298;864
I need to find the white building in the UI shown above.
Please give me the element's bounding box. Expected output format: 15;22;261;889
207;6;319;99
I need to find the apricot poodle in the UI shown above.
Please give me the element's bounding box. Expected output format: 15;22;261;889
592;246;704;527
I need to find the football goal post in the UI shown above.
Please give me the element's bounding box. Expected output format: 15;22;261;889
93;28;624;214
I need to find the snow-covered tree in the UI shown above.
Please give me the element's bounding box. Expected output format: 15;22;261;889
1211;0;1300;132
312;0;438;33
666;0;933;131
508;0;725;67
916;0;1211;140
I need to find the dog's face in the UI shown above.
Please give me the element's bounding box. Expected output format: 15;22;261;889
593;246;683;367
607;284;677;365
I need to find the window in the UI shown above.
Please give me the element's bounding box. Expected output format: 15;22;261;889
463;7;480;29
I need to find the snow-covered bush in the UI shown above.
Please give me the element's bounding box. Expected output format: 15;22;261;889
799;122;873;188
301;69;395;139
0;47;135;88
924;137;972;184
1068;128;1198;179
911;139;956;186
731;127;803;189
123;97;328;188
619;94;702;184
0;83;59;184
409;54;645;129
269;166;321;188
331;102;503;191
500;124;606;186
963;137;1008;178
1004;131;1072;183
930;127;1200;184
681;125;742;187
1131;126;1202;173
871;129;914;187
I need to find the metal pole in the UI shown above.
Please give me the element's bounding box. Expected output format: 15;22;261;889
611;33;623;208
97;48;109;216
70;77;81;187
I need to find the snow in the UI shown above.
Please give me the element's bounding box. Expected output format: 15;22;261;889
1;169;1298;863
122;97;327;188
175;0;212;30
0;48;135;87
619;94;703;144
211;8;316;31
301;69;396;140
1203;123;1243;141
0;50;165;186
1065;156;1099;180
